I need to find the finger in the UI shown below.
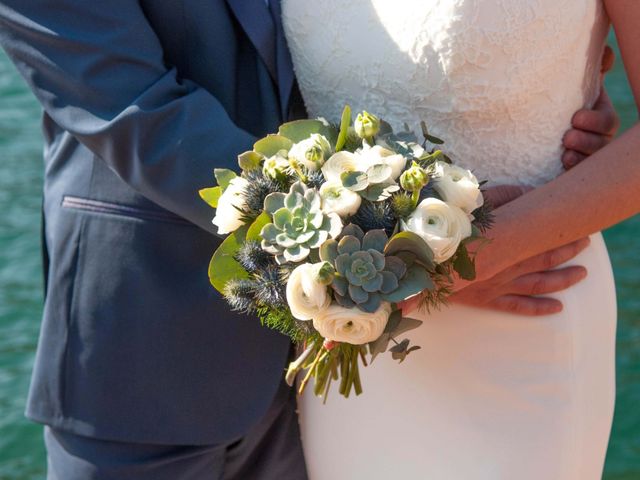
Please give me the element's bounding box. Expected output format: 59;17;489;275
562;129;609;156
507;266;587;296
571;91;619;136
601;45;615;75
485;295;563;316
508;237;591;279
483;185;533;209
562;150;587;170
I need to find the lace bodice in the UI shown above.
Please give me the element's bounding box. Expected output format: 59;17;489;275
282;0;609;186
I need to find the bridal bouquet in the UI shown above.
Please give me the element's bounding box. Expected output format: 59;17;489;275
199;107;492;400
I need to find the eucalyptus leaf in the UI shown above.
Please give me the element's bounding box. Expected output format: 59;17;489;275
390;339;421;363
453;243;476;281
198;186;222;208
360;183;397;202
384;231;435;270
278;119;338;145
335;105;352;152
368;332;391;362
214;168;237;190
341;171;369;192
366;164;392;184
387;317;423;337
253;134;294;157
237;151;263;171
208;225;250;294
381;265;434;303
383;309;404;334
247;211;271;241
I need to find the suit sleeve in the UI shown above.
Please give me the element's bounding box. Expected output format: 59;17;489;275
0;0;257;234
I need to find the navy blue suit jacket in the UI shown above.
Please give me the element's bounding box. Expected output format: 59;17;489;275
0;0;301;444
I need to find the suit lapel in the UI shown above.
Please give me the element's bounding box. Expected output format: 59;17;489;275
225;0;277;81
270;0;295;120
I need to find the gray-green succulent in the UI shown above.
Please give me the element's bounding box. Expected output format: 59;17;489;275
260;181;343;264
319;224;408;312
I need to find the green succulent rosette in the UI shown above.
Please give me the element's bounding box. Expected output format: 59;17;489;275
260;181;343;264
319;224;433;313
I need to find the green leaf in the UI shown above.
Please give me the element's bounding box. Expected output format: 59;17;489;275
198;186;222;208
384;231;435;270
368;332;391;362
335;105;352;152
360;183;400;202
387;317;423;337
426;134;445;145
341;170;369;192
383;309;404;334
453;243;476;281
208;225;250;294
420;120;444;145
390;339;421;363
381;265;434;303
247;211;271;241
278;119;338;145
214;168;237;190
238;151;263;171
253;134;294;157
366;164;392;184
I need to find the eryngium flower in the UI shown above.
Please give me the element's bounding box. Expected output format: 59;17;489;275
261;181;343;264
235;239;274;273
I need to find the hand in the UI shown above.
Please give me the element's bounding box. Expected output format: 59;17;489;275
562;45;620;169
400;238;591;316
483;184;533;209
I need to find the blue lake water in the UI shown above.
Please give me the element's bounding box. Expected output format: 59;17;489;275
0;38;638;478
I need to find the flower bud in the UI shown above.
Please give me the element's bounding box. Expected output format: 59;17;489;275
354;111;380;139
400;162;430;192
288;134;332;171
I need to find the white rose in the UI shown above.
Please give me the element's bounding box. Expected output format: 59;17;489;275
288;134;332;171
319;181;362;218
313;302;392;345
358;143;406;180
433;161;484;214
212;177;249;234
401;198;472;263
286;263;331;321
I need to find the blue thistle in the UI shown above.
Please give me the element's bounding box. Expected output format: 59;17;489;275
235;240;274;273
349;199;397;237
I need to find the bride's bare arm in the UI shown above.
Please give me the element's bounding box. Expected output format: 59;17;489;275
472;3;640;282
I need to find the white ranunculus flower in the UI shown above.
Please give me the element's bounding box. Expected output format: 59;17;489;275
321;151;362;183
288;134;332;171
286;263;332;321
401;198;472;263
358;143;406;180
433;161;484;214
319;181;362;218
212;177;249;234
313;302;392;345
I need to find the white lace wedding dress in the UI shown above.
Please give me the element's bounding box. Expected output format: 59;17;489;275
282;1;617;478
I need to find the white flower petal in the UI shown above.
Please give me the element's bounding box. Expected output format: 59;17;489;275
313;302;392;345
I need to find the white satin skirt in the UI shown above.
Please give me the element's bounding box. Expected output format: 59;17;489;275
299;233;617;480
